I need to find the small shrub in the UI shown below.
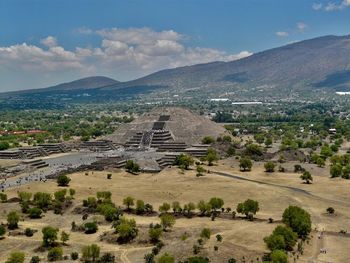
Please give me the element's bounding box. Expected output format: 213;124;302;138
57;175;71;187
30;256;41;263
47;247;63;261
70;252;79;260
5;251;25;263
327;207;335;214
25;228;35;237
28;207;43;219
84;222;98;234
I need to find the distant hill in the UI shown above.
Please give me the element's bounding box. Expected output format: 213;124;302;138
17;76;119;94
46;76;119;91
110;35;350;96
2;35;350;103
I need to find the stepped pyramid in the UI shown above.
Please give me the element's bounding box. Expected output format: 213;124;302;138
107;107;227;147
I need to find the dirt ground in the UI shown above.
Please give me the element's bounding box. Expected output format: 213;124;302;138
1;160;349;262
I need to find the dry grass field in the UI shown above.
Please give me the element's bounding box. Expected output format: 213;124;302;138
1;160;350;262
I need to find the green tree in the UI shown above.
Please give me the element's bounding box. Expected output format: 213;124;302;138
115;217;138;243
0;224;6;238
47;247;63;262
270;249;288;263
173;154;194;170
263;234;285;251
123;196;135;211
327;207;335;214
245;143;263;156
18;191;32;202
209;197;224;212
84;222;98;234
197;200;211;216
7;211;19;229
136;199;146;215
196;165;206;176
239;157;252;171
98;203;118;221
160;213;175;231
5;251;25;263
264;161;276;172
33;192;52;209
69;188;76;199
200;228;211;240
28;207;43;219
60;231;70;245
54;189;67;202
204;148;219;166
330;164;342;178
81;244;100;262
300;171;313;184
316;157;325;167
265;137;273;148
0;193;7;202
183;202;196;217
158;253;174;263
282;206;311;238
159;202;171;213
226;146;236;156
342;165;350;179
149;225;162;243
320;145;333;158
30;255;40;263
42;226;59;247
57;175;71;187
172;201;182;213
254;134;265;144
125;160;140;173
186;257;209;263
202;136;215;144
264;225;297;251
272;225;297;250
96;191;112;203
236;199;259;219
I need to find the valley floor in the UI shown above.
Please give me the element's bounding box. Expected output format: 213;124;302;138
1;160;350;262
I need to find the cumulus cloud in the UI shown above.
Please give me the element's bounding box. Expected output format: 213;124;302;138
40;36;58;47
0;27;253;88
0;43;83;72
313;0;350;11
276;31;289;37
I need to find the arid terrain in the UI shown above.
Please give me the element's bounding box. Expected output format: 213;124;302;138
1;158;349;263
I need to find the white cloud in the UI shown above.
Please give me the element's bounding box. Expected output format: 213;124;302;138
0;43;83;72
314;0;350;11
276;31;289;37
96;27;183;45
312;3;323;10
297;22;307;32
0;28;253;88
40;36;58;47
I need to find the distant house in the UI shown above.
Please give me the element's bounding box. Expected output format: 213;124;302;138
329;128;337;134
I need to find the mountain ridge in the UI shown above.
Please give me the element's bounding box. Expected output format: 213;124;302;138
2;34;350;100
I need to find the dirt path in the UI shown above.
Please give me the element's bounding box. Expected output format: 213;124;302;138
120;246;153;263
211;170;350;207
308;230;325;263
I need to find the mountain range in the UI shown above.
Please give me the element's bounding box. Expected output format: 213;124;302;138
2;35;350;102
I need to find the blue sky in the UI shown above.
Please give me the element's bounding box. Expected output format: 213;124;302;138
0;0;349;91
